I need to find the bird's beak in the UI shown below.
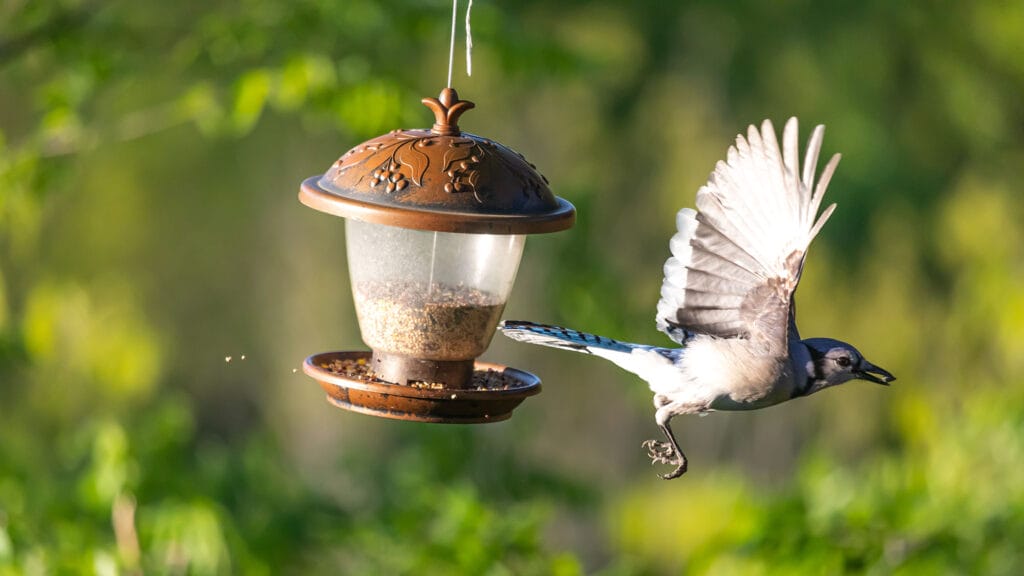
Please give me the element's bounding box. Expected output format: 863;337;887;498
857;361;896;386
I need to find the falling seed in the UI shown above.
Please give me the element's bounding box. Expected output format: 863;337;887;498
292;368;298;373
450;394;457;399
225;356;232;363
240;355;246;360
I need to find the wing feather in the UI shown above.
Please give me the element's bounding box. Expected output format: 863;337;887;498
802;125;825;208
682;268;752;295
686;249;763;286
692;214;766;276
656;117;841;349
679;289;746;310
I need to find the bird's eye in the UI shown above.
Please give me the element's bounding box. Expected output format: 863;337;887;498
836;356;852;368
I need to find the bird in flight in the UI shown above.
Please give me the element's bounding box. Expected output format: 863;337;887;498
500;118;894;479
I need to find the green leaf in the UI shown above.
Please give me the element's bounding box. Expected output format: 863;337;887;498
231;69;272;134
179;82;225;136
275;53;336;111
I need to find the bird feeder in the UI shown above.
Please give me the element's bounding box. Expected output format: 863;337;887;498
299;87;574;423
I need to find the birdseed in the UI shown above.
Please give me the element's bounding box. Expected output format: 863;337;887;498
320;358;524;391
353;281;504;361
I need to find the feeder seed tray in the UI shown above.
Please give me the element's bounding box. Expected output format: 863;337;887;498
305;351;541;423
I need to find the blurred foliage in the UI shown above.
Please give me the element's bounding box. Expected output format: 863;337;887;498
1;0;1024;574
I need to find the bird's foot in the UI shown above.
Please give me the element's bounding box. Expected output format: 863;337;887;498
642;439;675;464
642;439;688;480
661;461;687;480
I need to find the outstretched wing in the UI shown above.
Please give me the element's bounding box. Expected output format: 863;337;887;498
656;118;839;352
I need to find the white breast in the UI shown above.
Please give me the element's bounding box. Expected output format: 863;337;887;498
647;336;796;411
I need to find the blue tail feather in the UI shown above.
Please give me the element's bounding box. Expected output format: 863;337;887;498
498;320;637;354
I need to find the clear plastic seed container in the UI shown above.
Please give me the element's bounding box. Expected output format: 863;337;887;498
345;219;525;361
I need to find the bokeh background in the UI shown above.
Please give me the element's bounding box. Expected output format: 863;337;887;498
2;0;1024;574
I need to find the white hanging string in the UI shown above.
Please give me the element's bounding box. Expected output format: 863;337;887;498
465;0;474;77
446;0;458;88
428;231;438;295
446;0;474;87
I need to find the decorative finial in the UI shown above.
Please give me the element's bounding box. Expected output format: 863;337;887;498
422;88;475;136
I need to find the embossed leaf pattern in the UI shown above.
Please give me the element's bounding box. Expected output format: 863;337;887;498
390;131;422;144
440;139;485;198
328;130;547;204
395;141;430;186
335;133;428;192
336;141;387;174
485;140;546;201
441;139;476;173
467;169;483;203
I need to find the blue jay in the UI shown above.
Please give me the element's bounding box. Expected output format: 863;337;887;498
500;118;894;479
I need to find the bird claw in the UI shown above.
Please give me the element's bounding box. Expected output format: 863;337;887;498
660;461;688;480
642;439;675;463
642;439;688;479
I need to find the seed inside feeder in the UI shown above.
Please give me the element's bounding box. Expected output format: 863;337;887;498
353;280;504;361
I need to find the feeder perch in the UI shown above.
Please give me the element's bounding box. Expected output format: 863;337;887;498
299;87;575;423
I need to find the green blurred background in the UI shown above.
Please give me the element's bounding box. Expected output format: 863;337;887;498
2;0;1023;574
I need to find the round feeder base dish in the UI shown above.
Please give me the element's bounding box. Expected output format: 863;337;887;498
304;351;541;424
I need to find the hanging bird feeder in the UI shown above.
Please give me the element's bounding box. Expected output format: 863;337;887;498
299;87;575;423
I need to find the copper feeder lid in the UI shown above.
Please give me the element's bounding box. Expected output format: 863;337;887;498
299;87;575;234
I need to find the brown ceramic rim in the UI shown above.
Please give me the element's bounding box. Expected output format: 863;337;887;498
303;350;542;424
300;176;576;235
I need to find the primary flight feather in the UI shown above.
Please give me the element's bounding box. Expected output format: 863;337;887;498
500;118;894;479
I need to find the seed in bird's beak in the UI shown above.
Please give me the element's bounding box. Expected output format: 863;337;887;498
858;362;896;385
